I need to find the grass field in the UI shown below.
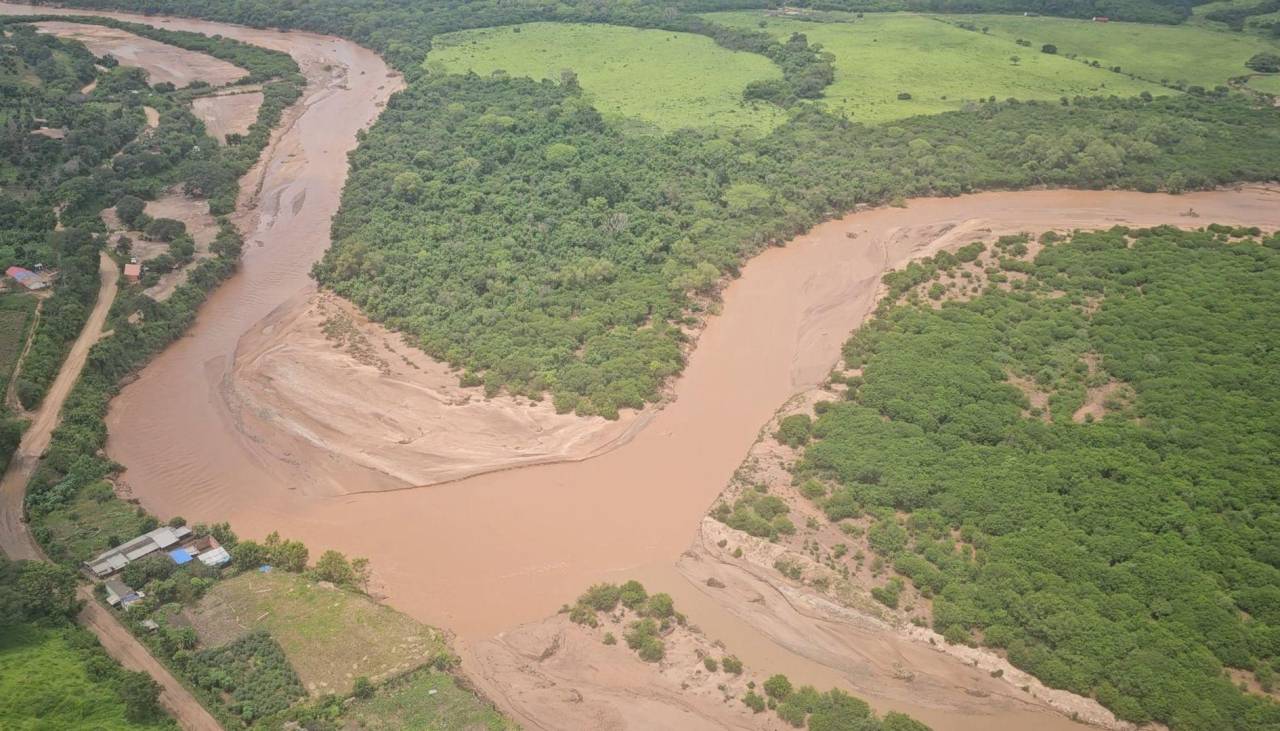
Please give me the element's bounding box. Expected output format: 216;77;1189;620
0;624;149;730
38;481;151;565
185;570;448;696
707;12;1163;123
345;667;514;730
427;22;786;132
0;294;36;397
963;14;1280;92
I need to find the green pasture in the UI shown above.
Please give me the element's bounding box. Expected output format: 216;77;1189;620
0;625;141;730
708;12;1163;123
427;22;786;132
346;668;514;730
965;14;1280;91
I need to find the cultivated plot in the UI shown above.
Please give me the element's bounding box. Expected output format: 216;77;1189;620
708;12;1166;123
427;22;787;132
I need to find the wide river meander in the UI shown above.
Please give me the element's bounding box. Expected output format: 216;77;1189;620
6;4;1280;727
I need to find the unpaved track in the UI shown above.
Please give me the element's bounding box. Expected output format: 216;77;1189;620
0;251;117;561
0;250;220;730
77;586;223;731
6;3;1280;728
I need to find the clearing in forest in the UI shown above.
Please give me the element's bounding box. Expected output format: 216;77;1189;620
427;22;787;132
184;570;448;696
708;11;1164;122
966;14;1280;92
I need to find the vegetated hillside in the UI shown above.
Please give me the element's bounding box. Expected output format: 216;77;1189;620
787;226;1280;730
428;23;786;133
710;11;1162;122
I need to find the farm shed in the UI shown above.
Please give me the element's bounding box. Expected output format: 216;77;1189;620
5;266;46;291
85;525;193;578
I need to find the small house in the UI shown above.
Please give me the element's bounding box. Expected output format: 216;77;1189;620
1092;16;1110;22
5;266;45;291
123;262;142;281
104;579;144;609
85;525;193;578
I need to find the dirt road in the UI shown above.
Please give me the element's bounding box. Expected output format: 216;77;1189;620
0;248;220;729
6;3;1279;729
0;251;117;562
77;586;223;731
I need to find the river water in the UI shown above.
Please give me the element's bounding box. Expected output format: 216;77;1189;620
7;3;1280;726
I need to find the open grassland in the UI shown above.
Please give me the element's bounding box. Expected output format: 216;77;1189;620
185;570;448;696
427;22;786;132
346;668;514;731
965;14;1280;92
708;12;1163;122
0;625;145;730
0;294;36;395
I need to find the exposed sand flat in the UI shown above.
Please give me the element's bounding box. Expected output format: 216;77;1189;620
4;4;1277;729
191;89;263;143
232;292;645;493
98;183;1280;642
32;20;246;88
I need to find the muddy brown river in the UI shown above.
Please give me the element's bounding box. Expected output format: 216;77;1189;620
7;3;1280;728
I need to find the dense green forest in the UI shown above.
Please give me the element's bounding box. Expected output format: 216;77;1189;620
317;75;1278;415
0;555;170;728
789;227;1280;729
50;0;1280;416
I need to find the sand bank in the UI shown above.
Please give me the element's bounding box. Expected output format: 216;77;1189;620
33;20;246;88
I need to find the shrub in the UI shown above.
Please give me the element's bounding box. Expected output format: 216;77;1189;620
352;676;374;699
1041;44;1058;54
579;582;621;612
763;673;793;701
776;414;812;447
618;580;648;610
742;690;766;713
143;217;186;242
1246;52;1280;73
703;656;718;672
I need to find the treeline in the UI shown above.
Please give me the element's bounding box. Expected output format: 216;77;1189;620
1203;0;1280;33
0;555;168;727
794;227;1280;729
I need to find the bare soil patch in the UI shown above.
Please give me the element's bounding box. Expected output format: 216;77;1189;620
191;89;263;143
230;291;645;492
33;21;246;88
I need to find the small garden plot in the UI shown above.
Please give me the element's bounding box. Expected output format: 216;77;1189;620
185;570;447;696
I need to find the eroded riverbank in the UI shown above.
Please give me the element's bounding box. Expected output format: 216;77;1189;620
7;4;1280;727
